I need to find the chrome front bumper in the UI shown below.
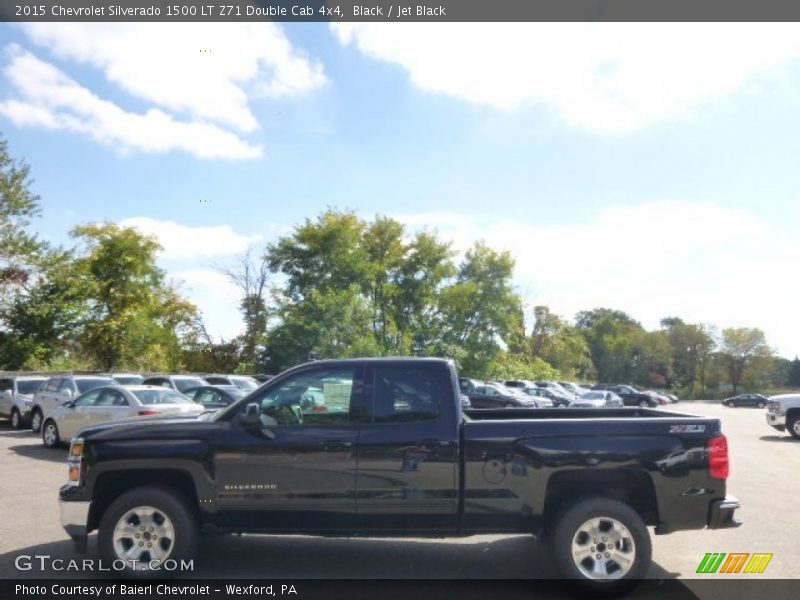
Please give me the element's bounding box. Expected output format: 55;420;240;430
59;499;90;551
766;412;786;431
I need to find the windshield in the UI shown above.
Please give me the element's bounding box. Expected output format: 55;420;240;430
583;392;605;400
132;389;194;405
174;377;207;391
16;379;46;395
76;378;115;393
230;377;259;392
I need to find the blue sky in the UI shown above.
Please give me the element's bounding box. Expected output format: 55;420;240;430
2;22;800;358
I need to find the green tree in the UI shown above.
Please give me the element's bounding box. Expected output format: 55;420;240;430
661;318;716;393
529;306;594;379
719;327;772;393
575;308;642;383
0;136;42;287
0;249;91;369
437;243;519;375
220;250;272;370
72;223;198;371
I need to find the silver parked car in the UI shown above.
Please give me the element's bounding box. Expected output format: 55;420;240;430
571;390;624;408
41;385;205;448
0;374;48;429
30;374;116;432
203;374;260;392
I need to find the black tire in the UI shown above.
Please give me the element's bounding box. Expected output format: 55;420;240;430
10;408;23;430
787;415;800;441
30;408;43;433
41;419;61;448
549;496;651;596
98;486;198;575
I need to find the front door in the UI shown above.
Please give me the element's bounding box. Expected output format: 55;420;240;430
212;365;367;531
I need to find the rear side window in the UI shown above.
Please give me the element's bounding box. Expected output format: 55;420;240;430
76;378;115;393
372;366;444;423
133;389;193;405
0;379;12;392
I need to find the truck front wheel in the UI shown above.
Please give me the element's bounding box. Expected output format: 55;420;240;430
98;486;198;574
549;496;651;595
787;415;800;440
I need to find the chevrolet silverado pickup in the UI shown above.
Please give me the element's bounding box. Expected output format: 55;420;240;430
59;358;740;593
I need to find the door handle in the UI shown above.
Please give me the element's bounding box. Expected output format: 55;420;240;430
321;440;353;451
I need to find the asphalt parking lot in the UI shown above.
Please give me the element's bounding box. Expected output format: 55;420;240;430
0;402;796;596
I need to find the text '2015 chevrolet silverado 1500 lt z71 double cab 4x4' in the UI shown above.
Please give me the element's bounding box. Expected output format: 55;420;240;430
59;358;740;593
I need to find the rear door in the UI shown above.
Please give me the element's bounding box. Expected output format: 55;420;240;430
84;388;135;428
356;363;459;532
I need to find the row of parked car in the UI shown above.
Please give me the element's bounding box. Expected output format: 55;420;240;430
459;378;679;409
0;371;275;447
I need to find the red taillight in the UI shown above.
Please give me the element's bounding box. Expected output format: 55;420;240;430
708;434;729;479
138;410;159;416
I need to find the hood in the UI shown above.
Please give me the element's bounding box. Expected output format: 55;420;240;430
76;413;216;442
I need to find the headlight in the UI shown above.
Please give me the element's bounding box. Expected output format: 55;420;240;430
67;438;84;486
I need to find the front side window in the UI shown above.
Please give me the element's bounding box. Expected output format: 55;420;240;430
372;366;443;423
97;389;129;407
248;368;360;426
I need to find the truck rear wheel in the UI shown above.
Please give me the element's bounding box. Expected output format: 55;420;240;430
549;496;651;595
98;486;197;575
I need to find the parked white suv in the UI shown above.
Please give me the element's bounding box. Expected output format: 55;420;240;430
30;374;115;432
766;394;800;440
0;374;48;429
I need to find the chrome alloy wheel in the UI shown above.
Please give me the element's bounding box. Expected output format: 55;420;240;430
42;422;58;447
570;517;636;580
793;419;800;437
112;506;176;566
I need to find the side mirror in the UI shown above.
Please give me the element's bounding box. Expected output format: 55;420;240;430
63;400;75;409
240;402;260;428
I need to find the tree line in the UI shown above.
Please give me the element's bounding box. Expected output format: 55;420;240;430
2;136;798;396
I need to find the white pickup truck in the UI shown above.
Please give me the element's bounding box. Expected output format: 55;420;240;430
766;394;800;440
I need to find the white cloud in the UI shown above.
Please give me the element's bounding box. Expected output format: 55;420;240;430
173;269;243;342
333;23;800;132
21;22;326;132
395;201;800;358
120;217;262;260
0;23;327;158
0;46;262;159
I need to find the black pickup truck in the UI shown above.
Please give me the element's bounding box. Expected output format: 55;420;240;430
59;358;740;593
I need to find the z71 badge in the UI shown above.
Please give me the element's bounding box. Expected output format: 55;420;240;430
669;424;706;433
